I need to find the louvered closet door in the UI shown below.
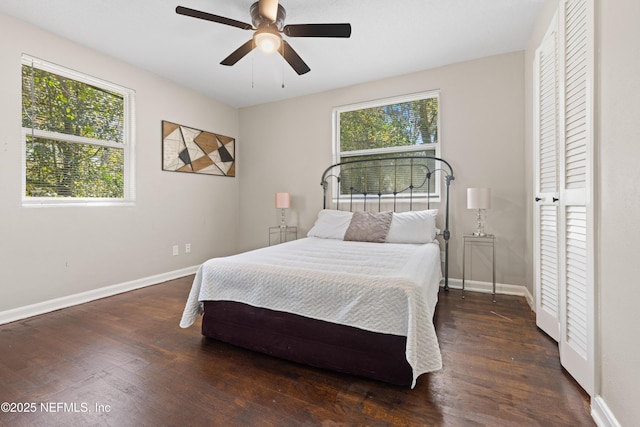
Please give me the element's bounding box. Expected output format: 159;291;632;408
533;19;560;342
557;0;594;395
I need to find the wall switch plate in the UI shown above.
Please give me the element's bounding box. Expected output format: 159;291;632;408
185;243;191;254
173;245;179;256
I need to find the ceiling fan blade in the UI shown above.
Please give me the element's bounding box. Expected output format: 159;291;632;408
279;40;310;75
258;0;279;22
283;23;351;38
176;6;253;30
221;39;256;66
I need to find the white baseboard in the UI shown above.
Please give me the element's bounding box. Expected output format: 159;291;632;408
443;278;535;309
591;395;621;427
0;266;199;325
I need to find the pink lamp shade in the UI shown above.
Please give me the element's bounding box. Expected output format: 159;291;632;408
275;192;291;209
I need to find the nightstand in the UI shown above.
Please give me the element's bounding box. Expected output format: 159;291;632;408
269;226;297;246
462;234;496;302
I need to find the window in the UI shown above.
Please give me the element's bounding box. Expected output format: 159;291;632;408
21;55;135;206
333;91;440;199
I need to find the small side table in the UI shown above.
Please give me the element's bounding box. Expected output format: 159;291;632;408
269;226;297;246
462;234;496;302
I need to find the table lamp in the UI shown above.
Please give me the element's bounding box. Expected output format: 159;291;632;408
467;188;491;236
275;192;290;228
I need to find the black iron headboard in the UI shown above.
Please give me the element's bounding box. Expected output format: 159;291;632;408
320;156;455;290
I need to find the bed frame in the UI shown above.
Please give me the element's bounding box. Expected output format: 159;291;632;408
201;156;455;386
321;156;455;290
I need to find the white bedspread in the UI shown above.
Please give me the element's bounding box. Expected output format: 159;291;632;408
180;237;443;387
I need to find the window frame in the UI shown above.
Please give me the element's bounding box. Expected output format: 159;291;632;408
332;90;441;201
21;54;136;207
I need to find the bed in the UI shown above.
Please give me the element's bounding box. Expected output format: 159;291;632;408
180;156;455;387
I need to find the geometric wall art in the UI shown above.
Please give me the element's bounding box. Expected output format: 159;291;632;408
162;120;235;177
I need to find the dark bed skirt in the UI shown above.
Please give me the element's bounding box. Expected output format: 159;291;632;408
202;301;414;386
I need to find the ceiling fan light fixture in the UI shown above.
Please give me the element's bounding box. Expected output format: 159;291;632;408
176;1;351;75
254;30;281;54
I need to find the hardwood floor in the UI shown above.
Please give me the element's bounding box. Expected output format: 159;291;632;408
0;276;593;426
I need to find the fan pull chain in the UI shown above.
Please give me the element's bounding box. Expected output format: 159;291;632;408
281;42;285;88
251;53;255;88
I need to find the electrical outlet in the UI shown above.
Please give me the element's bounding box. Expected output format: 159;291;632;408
185;243;191;254
172;245;179;256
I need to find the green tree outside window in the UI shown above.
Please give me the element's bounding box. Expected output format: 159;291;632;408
21;57;133;201
336;93;440;197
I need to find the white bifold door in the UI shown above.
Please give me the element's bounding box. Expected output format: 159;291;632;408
533;0;594;396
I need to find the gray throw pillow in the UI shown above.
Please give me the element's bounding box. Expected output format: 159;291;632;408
343;211;393;243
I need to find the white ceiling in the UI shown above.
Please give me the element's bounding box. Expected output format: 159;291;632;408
0;0;543;108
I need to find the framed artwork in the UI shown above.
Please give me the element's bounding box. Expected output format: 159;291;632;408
162;120;235;177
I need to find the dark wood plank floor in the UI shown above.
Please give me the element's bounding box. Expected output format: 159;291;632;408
0;276;593;426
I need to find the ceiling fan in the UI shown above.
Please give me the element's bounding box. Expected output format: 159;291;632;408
176;0;352;75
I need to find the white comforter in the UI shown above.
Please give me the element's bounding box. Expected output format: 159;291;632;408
180;237;443;387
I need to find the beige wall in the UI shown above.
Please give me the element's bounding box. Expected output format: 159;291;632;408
597;0;640;424
239;52;527;287
0;14;240;312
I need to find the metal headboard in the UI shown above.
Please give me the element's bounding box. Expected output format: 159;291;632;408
320;156;455;290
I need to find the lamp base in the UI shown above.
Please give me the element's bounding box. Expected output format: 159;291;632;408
474;209;486;237
279;208;287;228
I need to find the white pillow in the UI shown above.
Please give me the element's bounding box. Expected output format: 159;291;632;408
307;209;354;240
385;209;438;244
